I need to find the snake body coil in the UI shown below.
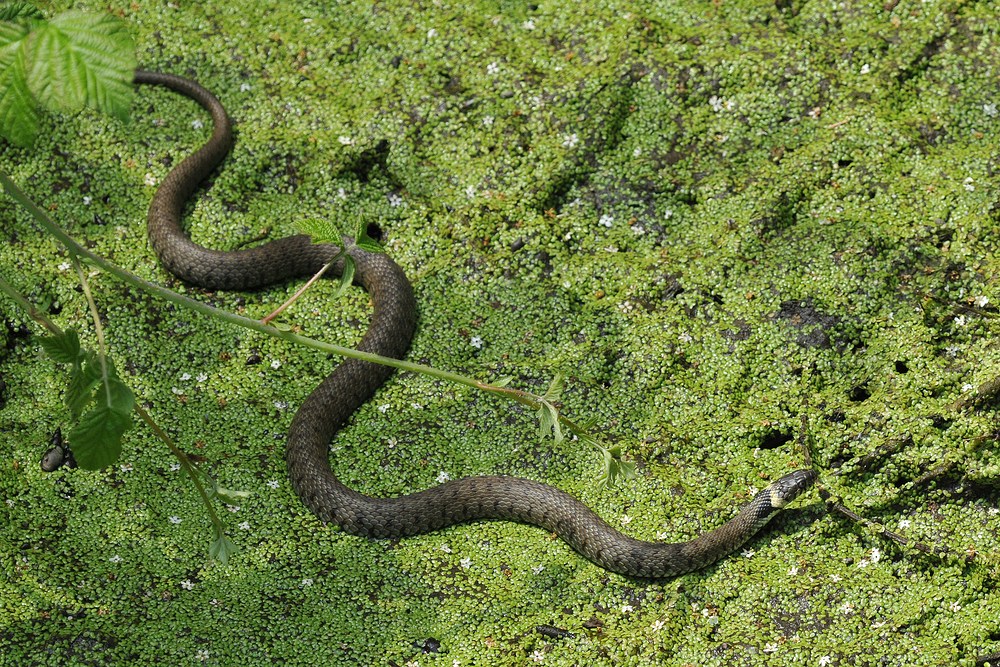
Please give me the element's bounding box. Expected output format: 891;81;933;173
136;69;814;578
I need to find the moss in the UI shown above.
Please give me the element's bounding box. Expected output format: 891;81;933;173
3;0;1000;665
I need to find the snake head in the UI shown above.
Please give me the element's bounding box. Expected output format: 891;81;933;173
768;469;817;508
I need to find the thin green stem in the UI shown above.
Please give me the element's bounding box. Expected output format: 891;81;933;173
261;254;338;325
0;272;62;336
134;404;227;536
1;170;603;452
72;257;114;408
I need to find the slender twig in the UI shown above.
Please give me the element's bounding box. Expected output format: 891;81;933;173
134;404;226;535
260;256;337;325
0;170;600;447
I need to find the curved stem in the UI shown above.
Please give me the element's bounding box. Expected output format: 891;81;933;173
0;170;597;445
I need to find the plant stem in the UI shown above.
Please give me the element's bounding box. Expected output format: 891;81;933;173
0;170;604;450
134;404;227;537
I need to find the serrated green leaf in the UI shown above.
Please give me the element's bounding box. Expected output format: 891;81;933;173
537;401;562;444
597;446;637;488
65;364;99;418
0;34;40;147
209;532;239;565
39;329;81;363
296;217;339;244
24;11;135;120
103;373;134;415
353;221;384;254
0;2;43;21
491;375;514;388
543;373;565;403
331;254;356;299
68;405;130;469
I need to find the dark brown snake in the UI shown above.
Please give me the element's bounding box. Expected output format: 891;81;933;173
134;69;815;578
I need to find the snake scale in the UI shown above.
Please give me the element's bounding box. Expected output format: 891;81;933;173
134;69;815;578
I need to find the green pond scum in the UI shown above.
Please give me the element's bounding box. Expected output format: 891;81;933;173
2;0;1000;664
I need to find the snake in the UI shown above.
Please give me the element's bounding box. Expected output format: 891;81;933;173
133;69;816;578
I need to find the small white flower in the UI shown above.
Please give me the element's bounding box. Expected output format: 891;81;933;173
963;383;975;392
482;115;494;127
898;518;911;529
440;544;453;553
819;656;832;667
709;95;724;112
411;403;423;410
436;471;451;483
239;521;250;530
870;548;881;564
196;373;207;382
169;516;182;524
378;404;390;413
984;103;998;117
486;62;500;75
460;557;472;569
170;463;181;472
788;566;799;576
240;82;251;92
651;619;665;631
196;649;210;662
181;579;195;590
274;400;289;410
531;650;544;663
82;196;92;205
840;601;854;614
465;185;477;199
192;119;203;130
946;345;960;357
270;359;282;369
170;387;185;395
337;187;347;199
144;173;157;186
427;28;437;39
470;336;483;349
679;332;693;343
266;480;280;489
742;549;755;558
964;177;975;192
388;193;404;207
860;63;870;74
633;147;642;157
120;463;134;472
302;578;314;586
764;643;779;653
531;564;545;575
949;600;962;612
664;209;673;220
954;314;967;326
975;295;990;307
109;555;122;563
58;261;71;271
620;515;632;525
180;372;191;381
562;133;579;148
522;19;535;30
599;214;614;227
338;135;354;145
830;574;842;582
226;505;240;513
632;225;646;236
